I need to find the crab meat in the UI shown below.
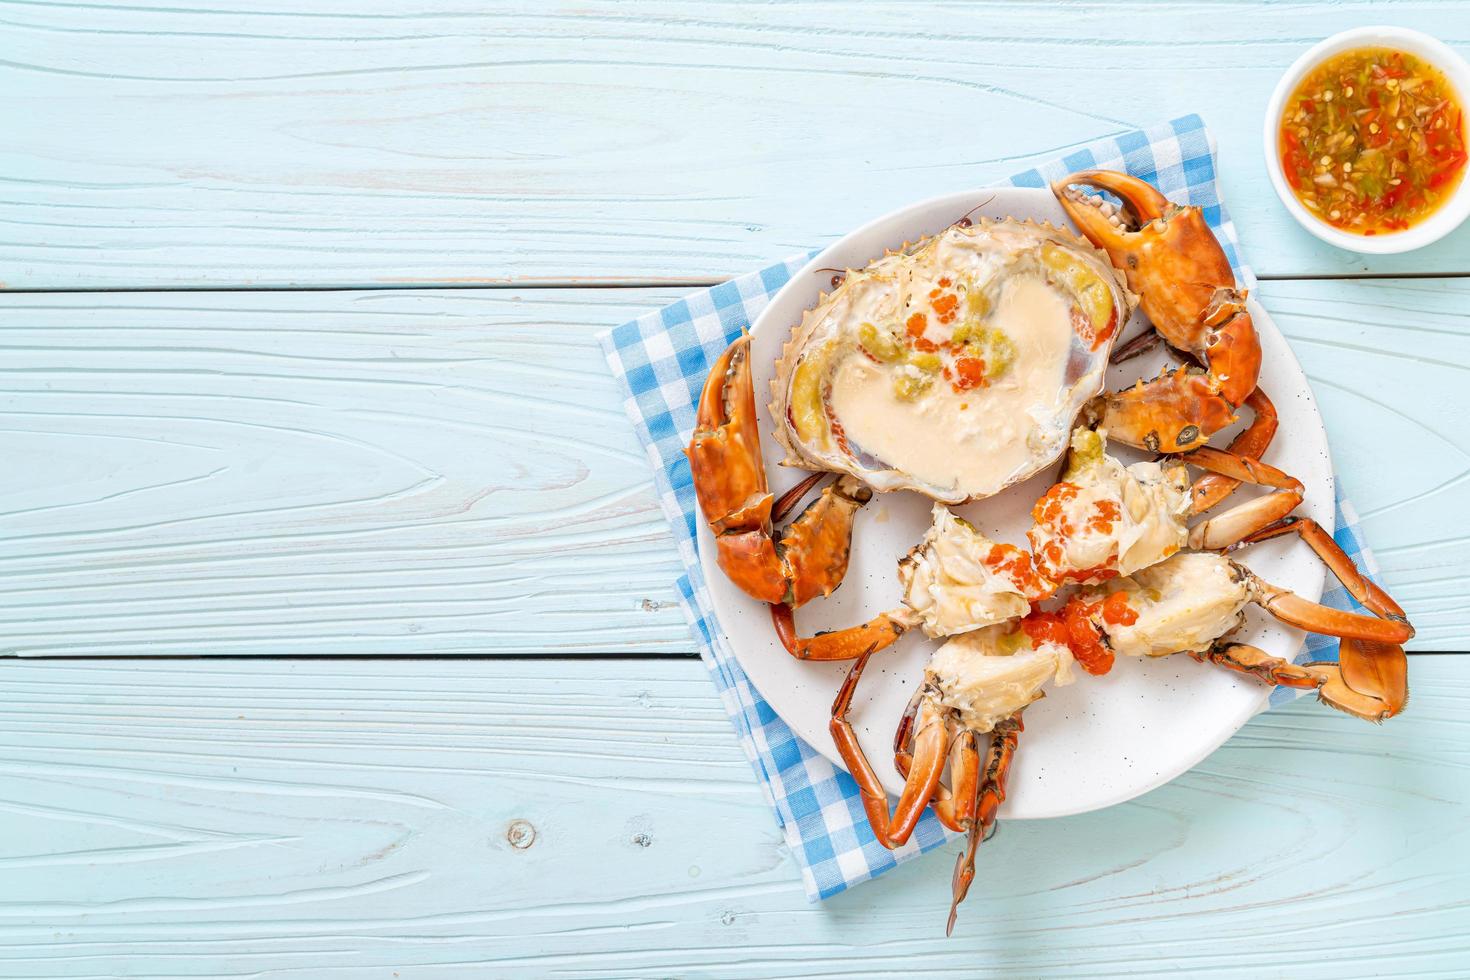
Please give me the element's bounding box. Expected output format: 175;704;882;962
770;220;1133;503
899;504;1052;637
1028;427;1190;584
1086;551;1251;659
925;623;1076;732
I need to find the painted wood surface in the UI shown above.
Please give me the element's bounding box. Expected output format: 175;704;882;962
8;4;1470;974
0;656;1461;978
10;0;1470;289
3;279;1466;657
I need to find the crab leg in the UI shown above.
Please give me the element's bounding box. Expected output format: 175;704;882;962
830;654;947;848
1181;445;1305;551
1233;512;1411;716
770;604;910;660
893;722;979;833
1332;638;1410;722
1200;643;1403;723
1189;389;1279;513
1195;642;1334;687
1247;570;1414;645
771;471;827;522
1241;517;1407;625
1252;570;1411;646
1240;516;1410;718
1109;328;1165;364
688;334;872;634
1185;451;1413;707
947;713;1023;937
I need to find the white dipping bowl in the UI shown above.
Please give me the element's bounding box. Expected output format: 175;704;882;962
1264;26;1470;254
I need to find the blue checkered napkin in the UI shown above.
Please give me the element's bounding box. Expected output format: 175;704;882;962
599;115;1385;900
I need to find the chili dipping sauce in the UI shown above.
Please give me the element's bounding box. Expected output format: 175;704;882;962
1279;47;1466;234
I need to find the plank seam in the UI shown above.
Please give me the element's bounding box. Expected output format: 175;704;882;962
0;651;1460;661
5;270;1470;296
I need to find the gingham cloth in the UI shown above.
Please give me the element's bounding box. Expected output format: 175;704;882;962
599;115;1384;900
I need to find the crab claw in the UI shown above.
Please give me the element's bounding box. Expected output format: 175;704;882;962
687;336;786;603
1052;169;1169;252
687;335;872;612
1053;170;1238;354
690;336;767;527
1053;169;1262;446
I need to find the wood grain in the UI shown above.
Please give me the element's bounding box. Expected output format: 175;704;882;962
0;287;694;656
2;280;1465;656
0;655;1461;977
9;0;1470;289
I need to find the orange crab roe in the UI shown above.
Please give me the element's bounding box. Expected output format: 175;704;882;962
1021;607;1114;676
985;544;1050;599
1063;602;1115;675
1028;483;1125;584
1021;610;1070;650
1100;590;1138;627
952;356;988;391
928;288;960;325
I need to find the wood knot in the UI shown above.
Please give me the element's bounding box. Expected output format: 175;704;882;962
506;819;536;850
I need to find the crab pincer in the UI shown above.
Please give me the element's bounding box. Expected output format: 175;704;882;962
1053;169;1262;453
687;334;884;658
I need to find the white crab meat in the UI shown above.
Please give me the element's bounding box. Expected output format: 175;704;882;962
771;220;1133;503
926;623;1076;733
1028;428;1190;584
1090;551;1250;659
899;504;1049;638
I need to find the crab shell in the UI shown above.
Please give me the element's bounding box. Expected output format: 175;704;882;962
769;218;1135;503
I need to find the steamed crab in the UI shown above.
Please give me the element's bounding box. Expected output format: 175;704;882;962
688;217;1132;655
685;170;1413;933
830;428;1412;933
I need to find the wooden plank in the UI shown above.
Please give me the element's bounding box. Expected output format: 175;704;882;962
2;280;1466;656
0;287;693;656
0;655;1462;977
8;0;1470;289
1261;277;1470;650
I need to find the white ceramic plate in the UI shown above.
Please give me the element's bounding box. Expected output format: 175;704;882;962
698;186;1334;820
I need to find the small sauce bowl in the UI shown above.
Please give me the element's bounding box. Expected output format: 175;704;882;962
1264;26;1470;254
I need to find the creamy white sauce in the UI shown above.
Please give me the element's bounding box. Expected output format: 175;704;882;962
899;504;1036;637
1099;552;1250;659
772;222;1130;502
828;275;1075;498
926;625;1075;733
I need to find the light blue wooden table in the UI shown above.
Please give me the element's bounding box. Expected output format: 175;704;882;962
6;3;1469;976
